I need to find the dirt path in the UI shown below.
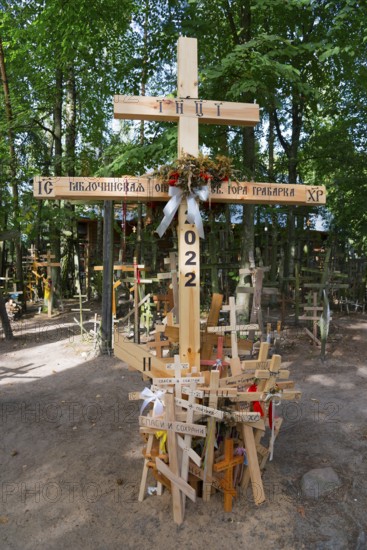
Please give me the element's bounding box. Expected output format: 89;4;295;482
0;311;366;549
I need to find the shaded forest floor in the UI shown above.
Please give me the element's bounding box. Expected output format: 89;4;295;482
0;303;366;549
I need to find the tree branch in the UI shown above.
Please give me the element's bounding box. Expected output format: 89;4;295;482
33;118;57;140
273;109;290;156
223;0;240;45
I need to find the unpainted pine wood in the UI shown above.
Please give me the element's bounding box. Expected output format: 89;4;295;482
164;392;184;524
34;176;327;205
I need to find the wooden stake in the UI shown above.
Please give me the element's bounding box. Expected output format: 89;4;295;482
164;392;183;524
203;369;220;502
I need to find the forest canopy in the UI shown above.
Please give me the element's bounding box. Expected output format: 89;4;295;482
1;0;366;283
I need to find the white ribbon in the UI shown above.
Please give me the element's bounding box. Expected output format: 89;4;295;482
264;392;282;461
156;185;209;239
139;387;165;417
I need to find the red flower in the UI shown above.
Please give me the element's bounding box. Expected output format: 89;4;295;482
168;172;179;186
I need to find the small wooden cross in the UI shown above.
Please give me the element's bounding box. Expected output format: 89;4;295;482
213;438;243;512
155;393;197;524
147;330;170;359
200;335;230;378
166;354;189;399
222;296;253;376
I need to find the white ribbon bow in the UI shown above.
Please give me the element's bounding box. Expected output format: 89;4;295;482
156;185;209;239
140;387;165;417
264;392;282;461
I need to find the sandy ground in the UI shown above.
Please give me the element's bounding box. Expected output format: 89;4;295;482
0;306;366;550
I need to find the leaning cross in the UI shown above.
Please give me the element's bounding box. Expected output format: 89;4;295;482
33;37;326;367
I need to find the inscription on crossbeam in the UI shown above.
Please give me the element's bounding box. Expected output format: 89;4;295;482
33;176;326;205
139;416;206;437
175;397;225;420
181;387;237;398
114;95;259;126
153;376;204;385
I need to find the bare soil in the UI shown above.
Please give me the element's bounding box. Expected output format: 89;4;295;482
0;305;366;550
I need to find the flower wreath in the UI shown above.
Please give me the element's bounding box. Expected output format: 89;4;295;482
155;154;238;238
155;153;237;194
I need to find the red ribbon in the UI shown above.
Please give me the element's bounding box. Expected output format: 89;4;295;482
268;401;273;429
247;383;264;416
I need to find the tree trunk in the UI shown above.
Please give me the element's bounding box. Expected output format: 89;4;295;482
50;67;63;299
0;36;24;309
65;65;80;294
274;93;304;293
236;125;256;320
224;1;256;320
101;201;114;353
209;210;219;294
0;289;13;339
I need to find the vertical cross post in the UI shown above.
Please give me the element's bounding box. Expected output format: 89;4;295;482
177;37;200;370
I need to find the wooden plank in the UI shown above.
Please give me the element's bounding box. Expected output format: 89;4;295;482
176;38;201;370
178;378;199;512
178;206;200;368
207;293;224;327
164;393;183;525
138;433;154;502
113;337;172;378
174;397;225;420
228;390;301;402
219;373;255;387
189;463;234;495
303;282;349;289
94;264;146;271
139;416;207;438
230;411;261;423
237;287;279;295
242;424;266;505
164;325;179;343
114;95;259;126
201;293;224;360
156;458;196;502
33;176;326;205
207;324;260;333
182;386;238;398
213;439;243;512
254;369;289;380
304;327;321;346
152;376;204;385
202;370;220;503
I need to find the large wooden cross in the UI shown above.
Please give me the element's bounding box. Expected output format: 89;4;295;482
33;37;326;368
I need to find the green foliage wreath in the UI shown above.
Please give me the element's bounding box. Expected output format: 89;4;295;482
154;153;238;196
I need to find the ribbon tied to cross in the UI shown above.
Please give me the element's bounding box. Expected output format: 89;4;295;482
139;387;165;417
156;185;209;239
264;391;282;461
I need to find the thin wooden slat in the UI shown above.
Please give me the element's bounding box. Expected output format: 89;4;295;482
113;337;170;378
164;393;183;524
114;95;260;126
33;176;327;205
156;458;196;502
242;424;266;505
